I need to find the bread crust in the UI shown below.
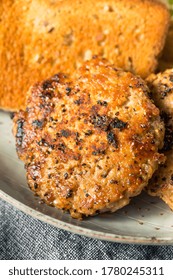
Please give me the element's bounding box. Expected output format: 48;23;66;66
0;0;170;111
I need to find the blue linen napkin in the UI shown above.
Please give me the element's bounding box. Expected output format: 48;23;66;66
0;198;173;260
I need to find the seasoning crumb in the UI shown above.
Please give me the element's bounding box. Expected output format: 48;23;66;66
64;172;69;179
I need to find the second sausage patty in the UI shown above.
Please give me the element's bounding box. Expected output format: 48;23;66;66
146;69;173;210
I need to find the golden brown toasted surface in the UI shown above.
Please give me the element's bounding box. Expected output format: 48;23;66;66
13;58;164;218
0;0;170;111
146;69;173;210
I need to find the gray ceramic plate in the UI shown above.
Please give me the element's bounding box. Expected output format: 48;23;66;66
1;110;173;244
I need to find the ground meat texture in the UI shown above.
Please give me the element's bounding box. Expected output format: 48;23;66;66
146;69;173;211
13;58;164;219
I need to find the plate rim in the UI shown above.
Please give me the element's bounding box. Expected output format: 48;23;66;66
1;189;173;245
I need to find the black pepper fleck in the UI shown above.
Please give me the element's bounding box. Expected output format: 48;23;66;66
110;180;118;184
58;143;66;152
38;138;48;147
90;114;110;131
34;183;38;189
84;130;93;136
92;149;106;156
42;80;53;90
16;119;25;146
66;190;73;198
107;131;118;148
66;87;72;95
74;97;83;105
110;117;127;130
97;100;108;106
32;120;44;128
64;173;69;179
61;130;70;138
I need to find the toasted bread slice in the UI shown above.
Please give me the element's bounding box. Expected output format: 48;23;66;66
0;0;170;111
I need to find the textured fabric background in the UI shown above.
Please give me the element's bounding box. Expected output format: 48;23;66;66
1;198;173;260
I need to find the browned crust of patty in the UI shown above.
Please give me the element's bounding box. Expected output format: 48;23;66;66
0;0;170;111
13;58;164;218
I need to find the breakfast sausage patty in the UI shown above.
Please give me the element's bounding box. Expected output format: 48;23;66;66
13;58;164;218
